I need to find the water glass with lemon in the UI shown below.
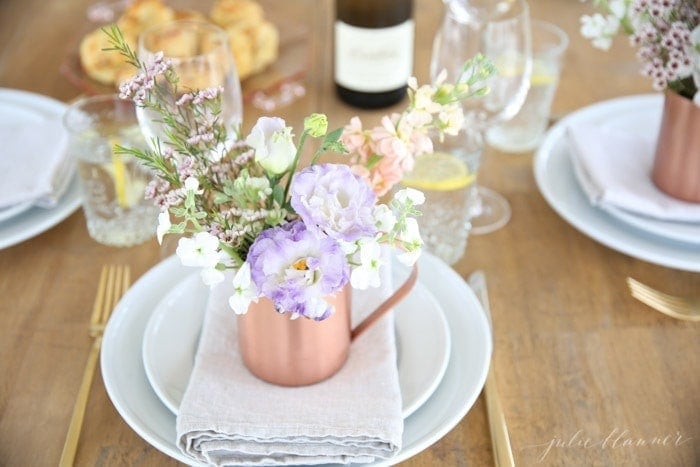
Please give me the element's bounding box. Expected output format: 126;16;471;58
401;128;481;265
64;95;158;247
486;20;569;153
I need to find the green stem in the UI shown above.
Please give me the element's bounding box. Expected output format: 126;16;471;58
282;130;309;202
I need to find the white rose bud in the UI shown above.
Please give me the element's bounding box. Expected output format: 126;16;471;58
246;116;297;175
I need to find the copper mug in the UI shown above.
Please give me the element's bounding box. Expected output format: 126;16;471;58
238;265;417;386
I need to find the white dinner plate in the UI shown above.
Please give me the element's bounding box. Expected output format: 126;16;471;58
0;174;81;249
142;269;451;419
534;94;700;272
602;205;700;246
0;201;33;223
0;89;81;248
102;252;492;466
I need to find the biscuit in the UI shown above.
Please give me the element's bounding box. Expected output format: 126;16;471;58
79;27;135;85
250;20;279;74
118;0;175;34
226;24;255;79
174;9;208;23
210;0;264;28
78;0;278;87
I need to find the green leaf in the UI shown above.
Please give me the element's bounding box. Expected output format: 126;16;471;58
272;184;285;205
171;207;187;217
324;127;343;144
171;222;187;234
213;192;231;204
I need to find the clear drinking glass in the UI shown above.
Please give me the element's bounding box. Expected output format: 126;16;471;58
486;20;569;152
63;94;159;247
401;128;482;265
430;0;532;234
136;20;243;150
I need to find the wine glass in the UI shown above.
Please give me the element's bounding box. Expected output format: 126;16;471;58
136;20;243;154
431;0;532;234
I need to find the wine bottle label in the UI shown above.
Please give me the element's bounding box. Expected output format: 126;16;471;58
334;20;414;92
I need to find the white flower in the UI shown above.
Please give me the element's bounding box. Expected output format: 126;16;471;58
228;262;259;315
404;109;433;128
413;84;441;113
176;232;221;268
396;217;423;266
580;13;619;50
184;176;203;194
156;211;171;244
608;0;627;20
201;267;225;287
395;187;426;206
398;248;421;267
246;116;297;175
434;69;448;86
438;104;465;136
338;239;359;256
350;239;383;289
373;204;397;233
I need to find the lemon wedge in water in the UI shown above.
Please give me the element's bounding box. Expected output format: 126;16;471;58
402;152;475;191
109;138;130;207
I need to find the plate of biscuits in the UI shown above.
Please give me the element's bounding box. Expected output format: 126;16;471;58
61;0;313;110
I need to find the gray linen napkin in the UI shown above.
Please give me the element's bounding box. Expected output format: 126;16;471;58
0;119;72;209
176;265;403;466
567;123;700;222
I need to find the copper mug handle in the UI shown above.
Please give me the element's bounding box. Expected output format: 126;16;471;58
350;264;418;341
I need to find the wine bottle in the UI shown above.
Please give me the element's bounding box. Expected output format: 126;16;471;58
334;0;414;109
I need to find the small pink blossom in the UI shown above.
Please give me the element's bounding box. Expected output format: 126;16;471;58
340;117;371;161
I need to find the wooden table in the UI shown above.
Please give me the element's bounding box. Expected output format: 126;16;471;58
1;0;698;465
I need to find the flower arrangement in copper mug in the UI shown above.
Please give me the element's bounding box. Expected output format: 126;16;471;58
580;0;700;201
105;26;494;384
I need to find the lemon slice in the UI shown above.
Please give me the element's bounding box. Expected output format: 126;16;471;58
531;60;557;86
108;137;129;208
493;54;557;86
402;151;475;191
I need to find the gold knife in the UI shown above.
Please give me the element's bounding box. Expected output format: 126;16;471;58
468;270;515;467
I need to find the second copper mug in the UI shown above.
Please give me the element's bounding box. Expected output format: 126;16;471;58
237;265;418;387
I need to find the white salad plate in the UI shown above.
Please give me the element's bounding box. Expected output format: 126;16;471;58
102;252;492;466
142;268;452;419
0;88;81;248
534;94;700;272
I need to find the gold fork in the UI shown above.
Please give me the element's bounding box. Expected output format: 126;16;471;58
626;277;700;322
59;265;131;467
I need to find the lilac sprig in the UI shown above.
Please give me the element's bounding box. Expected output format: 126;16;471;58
581;0;700;100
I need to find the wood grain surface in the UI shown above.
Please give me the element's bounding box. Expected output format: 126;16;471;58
0;0;698;465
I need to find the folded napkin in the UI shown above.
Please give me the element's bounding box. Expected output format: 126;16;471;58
0;118;72;209
567;122;700;222
176;265;403;466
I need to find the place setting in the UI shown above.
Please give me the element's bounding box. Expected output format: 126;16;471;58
0;88;82;250
535;93;700;273
534;0;700;273
101;251;492;465
77;12;500;465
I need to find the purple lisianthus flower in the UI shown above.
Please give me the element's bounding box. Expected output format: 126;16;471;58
290;163;377;242
246;220;349;320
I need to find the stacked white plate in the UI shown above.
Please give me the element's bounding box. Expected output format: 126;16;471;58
534;94;700;272
101;252;492;465
0;89;81;249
